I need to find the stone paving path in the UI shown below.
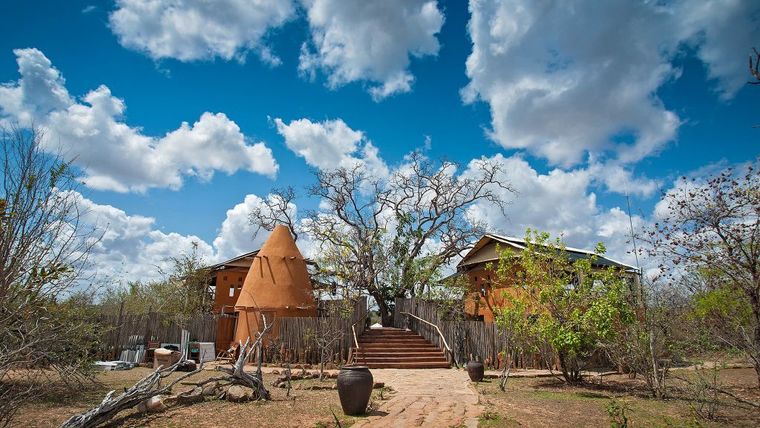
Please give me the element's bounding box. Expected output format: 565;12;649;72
352;369;483;428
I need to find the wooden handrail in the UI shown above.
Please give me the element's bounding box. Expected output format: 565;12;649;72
348;313;368;365
351;313;368;350
400;311;457;368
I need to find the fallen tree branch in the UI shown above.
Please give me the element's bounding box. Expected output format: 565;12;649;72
60;353;201;428
61;316;274;427
673;374;760;409
215;317;273;400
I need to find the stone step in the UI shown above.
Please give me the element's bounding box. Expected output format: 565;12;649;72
361;330;416;336
354;329;448;369
353;351;445;358
355;356;448;363
358;338;429;344
361;361;451;369
355;349;446;356
357;343;440;350
360;334;420;339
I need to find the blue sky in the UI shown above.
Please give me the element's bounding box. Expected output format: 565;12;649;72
0;0;757;283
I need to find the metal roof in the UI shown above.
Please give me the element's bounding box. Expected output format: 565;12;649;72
208;249;318;271
207;250;260;271
458;233;640;273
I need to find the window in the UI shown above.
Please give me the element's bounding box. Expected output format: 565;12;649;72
228;287;234;298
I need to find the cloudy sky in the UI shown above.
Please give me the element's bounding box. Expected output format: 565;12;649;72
0;0;757;284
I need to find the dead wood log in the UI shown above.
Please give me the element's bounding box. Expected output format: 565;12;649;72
61;316;273;427
672;373;760;409
215;317;273;400
60;354;202;428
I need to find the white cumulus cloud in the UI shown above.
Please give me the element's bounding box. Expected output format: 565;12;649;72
463;0;758;166
109;0;295;63
213;193;289;260
587;162;660;198
299;0;444;100
274;117;389;177
463;154;646;265
72;191;216;283
73;189;299;285
0;48;278;193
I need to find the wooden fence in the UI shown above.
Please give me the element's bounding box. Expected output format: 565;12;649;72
393;298;546;369
98;296;368;364
98;312;217;360
277;296;368;364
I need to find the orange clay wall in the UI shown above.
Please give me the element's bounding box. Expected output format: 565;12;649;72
463;267;520;322
213;269;247;314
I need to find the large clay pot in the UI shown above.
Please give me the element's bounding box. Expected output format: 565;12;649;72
337;366;373;415
466;360;484;382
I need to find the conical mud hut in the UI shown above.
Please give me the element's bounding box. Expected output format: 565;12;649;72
233;225;316;344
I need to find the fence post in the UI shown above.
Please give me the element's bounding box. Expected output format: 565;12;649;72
113;300;125;359
142;307;154;346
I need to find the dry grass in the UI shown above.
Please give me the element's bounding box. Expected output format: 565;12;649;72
12;367;365;427
11;366;759;427
475;368;760;427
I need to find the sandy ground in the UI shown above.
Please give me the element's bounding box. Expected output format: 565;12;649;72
352;368;483;428
13;364;758;427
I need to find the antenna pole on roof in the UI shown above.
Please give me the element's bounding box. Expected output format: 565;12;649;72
626;194;646;310
625;194;641;271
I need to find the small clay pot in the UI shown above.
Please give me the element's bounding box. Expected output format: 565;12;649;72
466;360;485;382
337;366;373;415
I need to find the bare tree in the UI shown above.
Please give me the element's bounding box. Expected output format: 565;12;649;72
307;309;348;380
0;126;101;426
641;162;760;386
249;186;299;241
606;276;679;399
300;153;513;325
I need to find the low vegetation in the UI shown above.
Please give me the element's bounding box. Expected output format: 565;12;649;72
475;368;760;427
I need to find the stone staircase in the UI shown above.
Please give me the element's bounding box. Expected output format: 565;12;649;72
351;327;450;369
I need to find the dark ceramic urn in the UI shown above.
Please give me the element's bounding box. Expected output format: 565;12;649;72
466;360;484;382
337;366;373;415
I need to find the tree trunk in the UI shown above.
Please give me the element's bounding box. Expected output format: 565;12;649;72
499;350;512;391
558;352;582;384
753;303;760;388
748;286;760;388
373;293;393;326
558;352;571;383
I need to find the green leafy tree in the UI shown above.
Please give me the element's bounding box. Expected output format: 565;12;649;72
493;295;533;390
493;229;634;383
